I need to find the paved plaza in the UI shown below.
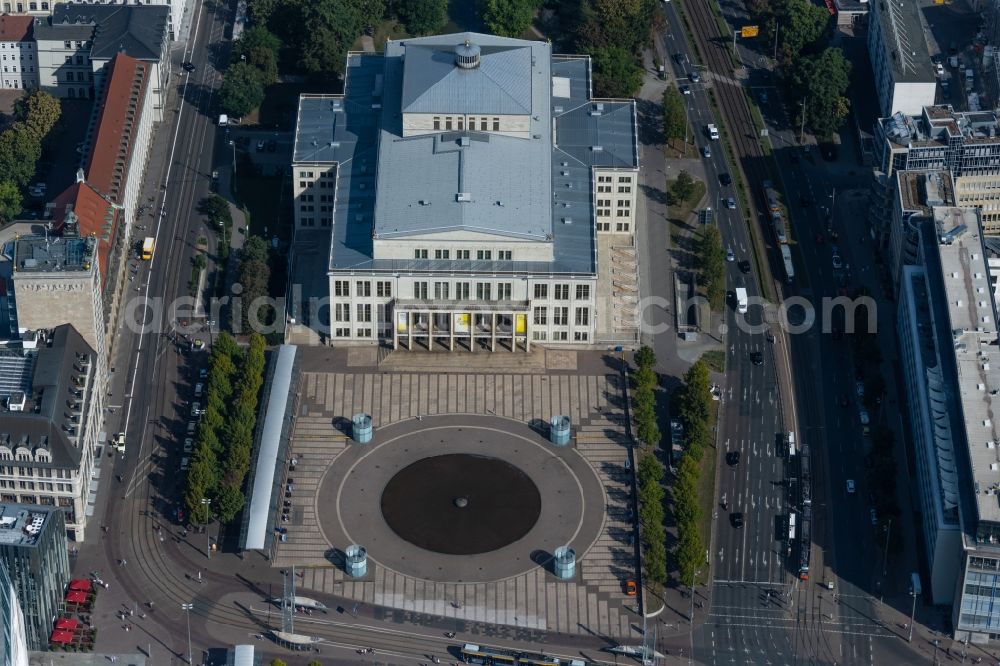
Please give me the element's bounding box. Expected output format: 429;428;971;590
271;363;643;639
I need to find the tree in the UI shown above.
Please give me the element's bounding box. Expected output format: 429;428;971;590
695;226;725;308
792;48;851;138
634;345;657;370
269;660;287;666
192;253;208;271
633;365;657;392
672;170;696;203
232;25;282;63
772;0;830;64
481;0;539;37
0;124;41;187
219;62;265;117
242;235;269;264
215;486;246;523
248;0;280;25
0;180;21;224
662;86;687;142
290;0;384;77
395;0;447;35
590;46;643;98
637;453;664;487
576;0;656;55
680;361;712;426
14;90;61;141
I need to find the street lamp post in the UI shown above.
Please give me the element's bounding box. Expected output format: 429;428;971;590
200;498;211;559
181;603;193;664
228;140;237;194
933;639;940;665
882;518;892;576
908;585;917;642
799;98;807;144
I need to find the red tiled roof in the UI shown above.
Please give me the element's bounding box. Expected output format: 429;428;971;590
0;15;33;42
50;181;118;285
85;52;149;203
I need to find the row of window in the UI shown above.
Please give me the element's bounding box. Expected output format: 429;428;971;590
0;480;72;492
0;465;72;478
2;2;49;10
62;40;88;50
2;54;32;61
299;204;331;213
0;42;32;49
532;306;590;326
433;116;500;132
332;280;592;302
299;217;331;228
64;55;89;65
597;175;633;183
2;66;33;74
533;330;588;342
412;249;513;261
596;220;632;233
61;71;93;83
299;194;333;203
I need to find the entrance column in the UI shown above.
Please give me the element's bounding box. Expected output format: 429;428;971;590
510;312;515;352
449;315;455;351
427;311;433;351
406;312;412;351
470;313;475;352
491;313;497;352
393;312;399;350
525;316;530;352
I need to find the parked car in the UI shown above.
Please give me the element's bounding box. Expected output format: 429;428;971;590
183;438;194;454
731;512;745;529
725;197;736;210
869;508;878;525
726;247;735;262
719;172;732;186
702;145;711;158
191;402;203;417
182;61;195;72
624;579;638;596
859;409;870;425
194;383;204;398
256;139;265;152
846;479;855;493
832;254;843;270
738;260;751;274
726;451;741;466
689;71;700;83
751;351;763;366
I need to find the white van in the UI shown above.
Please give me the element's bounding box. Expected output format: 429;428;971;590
218;114;229;126
707;123;720;140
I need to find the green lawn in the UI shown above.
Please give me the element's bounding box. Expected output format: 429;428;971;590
699;350;725;373
694;402;719;586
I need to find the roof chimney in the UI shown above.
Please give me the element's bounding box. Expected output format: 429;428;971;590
75;168;85;184
455;39;481;69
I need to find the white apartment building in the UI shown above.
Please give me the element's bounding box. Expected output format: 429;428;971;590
867;0;938;116
291;33;639;349
0;16;36;90
33;4;169;104
0;325;102;541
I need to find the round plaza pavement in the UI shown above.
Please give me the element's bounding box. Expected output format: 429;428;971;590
315;415;607;583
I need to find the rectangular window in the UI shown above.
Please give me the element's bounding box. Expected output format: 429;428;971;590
334;303;350;322
356;304;372;322
553;330;568;341
616;222;630;232
554;284;569;300
533;307;547;325
618;176;632;183
335;327;350;337
553;307;568;325
574;331;589;341
357;281;371;297
455;282;470;300
457;118;464;130
617;210;629;217
433;117;440;130
477;250;492;260
575;307;590;326
445;117;453;130
334;280;349;297
617;199;631;208
480;119;488;131
377;281;392;298
413;282;428;299
456;249;470;260
356;328;372;338
534;284;548;299
576;285;590;300
414;249;428;259
434;249;450;259
476;283;492;301
533;330;548;341
497;250;512;260
618;186;632;193
497;283;512;300
492;117;500;131
434;282;450;300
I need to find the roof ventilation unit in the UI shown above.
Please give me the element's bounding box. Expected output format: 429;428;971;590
455;39;481;69
456;192;472;202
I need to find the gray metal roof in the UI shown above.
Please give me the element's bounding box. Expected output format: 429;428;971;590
375;34;551;241
399;35;534;115
291;37;637;276
35;5;168;62
243;345;296;551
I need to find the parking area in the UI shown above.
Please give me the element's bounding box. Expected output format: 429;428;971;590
224;127;292;177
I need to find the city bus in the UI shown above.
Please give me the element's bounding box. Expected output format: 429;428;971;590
141;237;155;260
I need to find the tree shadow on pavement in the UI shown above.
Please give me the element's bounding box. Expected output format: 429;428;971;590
635;97;665;146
